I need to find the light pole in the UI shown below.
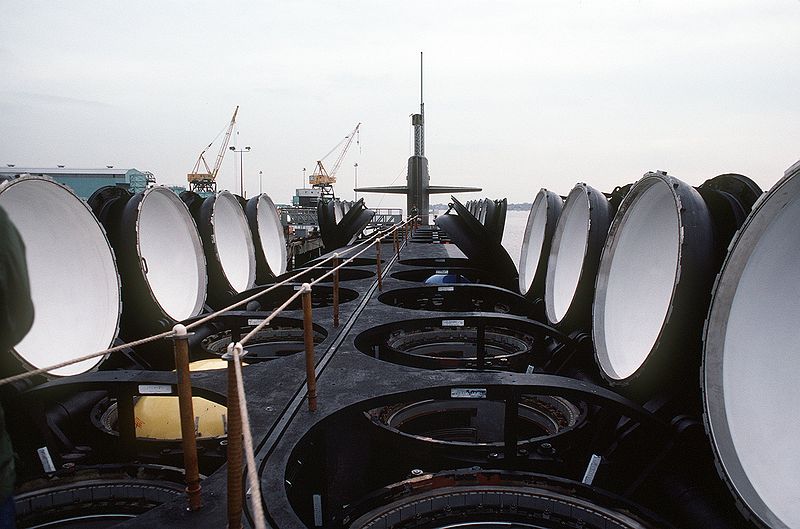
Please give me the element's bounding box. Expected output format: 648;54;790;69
354;162;358;201
302;168;306;189
229;145;251;198
259;170;263;195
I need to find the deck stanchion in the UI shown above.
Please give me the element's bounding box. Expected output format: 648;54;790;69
376;239;383;291
332;254;340;328
393;228;399;256
301;284;318;412
224;344;243;529
172;323;203;511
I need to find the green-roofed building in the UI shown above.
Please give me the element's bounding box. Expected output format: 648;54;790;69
0;166;156;199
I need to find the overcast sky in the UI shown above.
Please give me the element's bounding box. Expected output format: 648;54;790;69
1;1;798;211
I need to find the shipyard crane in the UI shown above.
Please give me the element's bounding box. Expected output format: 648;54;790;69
187;106;239;194
309;122;361;200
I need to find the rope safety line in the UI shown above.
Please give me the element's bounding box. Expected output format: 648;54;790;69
0;330;175;387
184;253;338;330
307;219;411;286
239;285;308;347
309;240;378;287
0;216;417;388
0;258;328;387
236;216;416;343
230;342;267;529
186;218;402;332
229;217;415;524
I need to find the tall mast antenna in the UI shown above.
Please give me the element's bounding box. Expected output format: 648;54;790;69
420;51;424;117
353;50;482;224
411;51;425;157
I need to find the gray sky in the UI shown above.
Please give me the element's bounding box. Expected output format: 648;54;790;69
1;0;798;212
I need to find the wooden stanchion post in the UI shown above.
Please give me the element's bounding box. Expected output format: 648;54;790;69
332;254;340;327
172;324;203;511
301;284;318;412
224;344;243;529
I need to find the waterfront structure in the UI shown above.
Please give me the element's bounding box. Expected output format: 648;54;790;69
0;167;155;199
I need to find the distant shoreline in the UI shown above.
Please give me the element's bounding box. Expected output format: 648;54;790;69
430;203;532;211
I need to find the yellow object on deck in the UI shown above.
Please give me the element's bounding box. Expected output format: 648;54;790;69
131;359;246;440
188;358;245;371
134;396;227;440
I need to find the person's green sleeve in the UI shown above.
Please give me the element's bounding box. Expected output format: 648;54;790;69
0;205;34;354
0;204;35;502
